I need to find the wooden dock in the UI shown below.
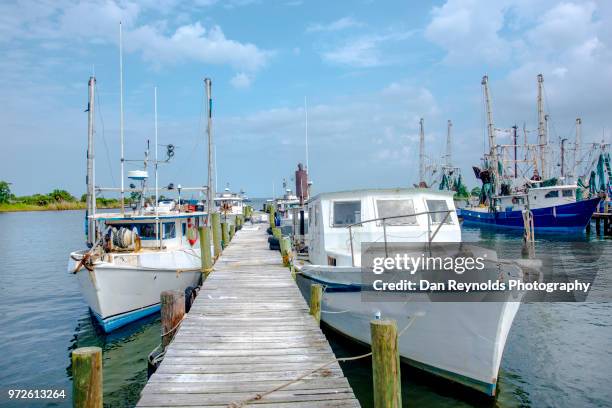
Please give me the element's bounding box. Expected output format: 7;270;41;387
137;222;360;408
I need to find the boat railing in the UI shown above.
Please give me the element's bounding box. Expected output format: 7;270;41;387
344;209;454;267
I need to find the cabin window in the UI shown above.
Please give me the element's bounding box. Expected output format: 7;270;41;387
333;201;361;226
425;200;453;224
545;190;559;198
376;199;417;225
163;222;176;239
562;189;574;197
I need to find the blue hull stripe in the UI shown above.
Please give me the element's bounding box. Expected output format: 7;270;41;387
92;303;161;333
458;197;600;231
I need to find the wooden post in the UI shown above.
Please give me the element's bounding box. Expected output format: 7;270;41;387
280;236;291;267
161;290;185;348
269;204;275;229
272;227;281;241
211;212;221;258
229;224;236;241
221;222;229;248
370;319;401;408
199;226;212;276
72;346;102;408
309;284;322;324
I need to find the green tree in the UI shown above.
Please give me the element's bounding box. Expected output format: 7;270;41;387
0;181;11;204
49;189;75;202
80;193;87;203
470;186;481;197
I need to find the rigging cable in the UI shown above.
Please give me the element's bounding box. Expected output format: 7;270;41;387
95;83;117;186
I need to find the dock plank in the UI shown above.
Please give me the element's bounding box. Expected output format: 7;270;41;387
137;221;360;407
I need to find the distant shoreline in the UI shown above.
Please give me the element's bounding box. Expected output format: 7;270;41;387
0;202;121;213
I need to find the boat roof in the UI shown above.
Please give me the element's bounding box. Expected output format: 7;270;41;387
308;187;454;202
91;211;207;221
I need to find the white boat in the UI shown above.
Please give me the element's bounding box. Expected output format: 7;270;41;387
68;211;207;332
295;187;524;396
68;52;217;332
215;185;245;222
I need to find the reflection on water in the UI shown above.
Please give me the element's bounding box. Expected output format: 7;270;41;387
0;211;610;408
68;312;161;408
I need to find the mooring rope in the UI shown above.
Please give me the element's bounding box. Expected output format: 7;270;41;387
227;316;419;408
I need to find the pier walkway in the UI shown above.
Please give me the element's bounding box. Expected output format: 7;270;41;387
137;222;360;407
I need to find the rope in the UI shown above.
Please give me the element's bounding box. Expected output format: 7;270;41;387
162;315;185;337
227;316;418;408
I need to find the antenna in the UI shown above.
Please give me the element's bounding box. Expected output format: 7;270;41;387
119;21;125;215
419;118;425;184
446;119;452;167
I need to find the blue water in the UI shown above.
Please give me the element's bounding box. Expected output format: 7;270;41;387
0;210;611;407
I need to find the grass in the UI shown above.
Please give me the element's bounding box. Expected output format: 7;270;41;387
0;201;121;213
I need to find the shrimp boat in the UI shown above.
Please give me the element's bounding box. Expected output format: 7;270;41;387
459;75;600;232
295;188;525;396
68;209;207;332
68;62;217;331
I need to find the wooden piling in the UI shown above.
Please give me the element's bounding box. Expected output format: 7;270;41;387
198;226;212;276
269;204;275;229
272;227;281;241
72;346;102;408
211;212;222;258
309;283;322;324
229;224;236;241
370;319;401;408
280;236;292;267
221;222;229;248
161;290;185;348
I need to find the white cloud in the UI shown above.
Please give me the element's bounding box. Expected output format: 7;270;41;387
126;23;271;71
322;31;413;67
425;0;513;64
230;72;252;88
306;17;363;33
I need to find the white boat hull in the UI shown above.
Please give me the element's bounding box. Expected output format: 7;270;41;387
298;268;520;396
68;249;203;332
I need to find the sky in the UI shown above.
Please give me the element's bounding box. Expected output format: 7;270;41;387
1;0;611;199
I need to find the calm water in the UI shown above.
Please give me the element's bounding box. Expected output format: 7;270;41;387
0;210;611;407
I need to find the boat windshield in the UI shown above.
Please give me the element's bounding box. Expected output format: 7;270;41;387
425;200;453;224
333;201;361;226
376;199;417;225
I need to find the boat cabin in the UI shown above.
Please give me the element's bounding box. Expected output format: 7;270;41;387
493;185;577;212
215;188;244;216
306;188;460;267
91;212;207;251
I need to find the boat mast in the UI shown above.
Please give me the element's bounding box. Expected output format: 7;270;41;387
205;78;215;216
119;22;126;215
86;76;96;246
537;74;548;180
482;75;498;190
575;118;582;179
154;87;160;246
446;119;452;167
305;96;309;172
419;118;425;185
